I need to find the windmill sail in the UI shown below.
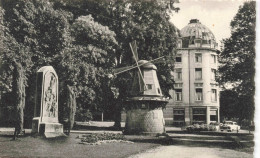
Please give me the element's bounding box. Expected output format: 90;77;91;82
129;41;147;92
130;40;138;61
111;56;165;76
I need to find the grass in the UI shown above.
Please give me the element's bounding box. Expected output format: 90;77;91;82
0;122;254;157
0;133;159;158
0;131;254;157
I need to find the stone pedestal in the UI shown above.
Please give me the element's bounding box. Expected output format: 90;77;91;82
32;66;64;138
124;108;165;135
39;123;64;138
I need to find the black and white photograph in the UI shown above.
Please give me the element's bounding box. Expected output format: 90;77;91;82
0;0;258;157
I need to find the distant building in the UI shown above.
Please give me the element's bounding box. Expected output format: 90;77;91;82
164;19;220;126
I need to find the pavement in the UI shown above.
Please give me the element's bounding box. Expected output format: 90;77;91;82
128;145;253;158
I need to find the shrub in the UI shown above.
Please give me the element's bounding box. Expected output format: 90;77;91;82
209;125;216;131
186;123;211;132
80;133;126;143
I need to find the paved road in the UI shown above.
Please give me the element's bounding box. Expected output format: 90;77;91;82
128;145;253;158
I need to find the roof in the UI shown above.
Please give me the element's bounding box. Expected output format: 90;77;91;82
180;19;216;42
138;60;157;70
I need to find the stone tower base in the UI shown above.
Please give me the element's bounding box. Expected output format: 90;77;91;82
124;108;165;135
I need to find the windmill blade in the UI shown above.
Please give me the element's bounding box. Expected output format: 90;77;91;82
113;65;135;75
112;56;166;76
129;42;148;91
131;40;138;61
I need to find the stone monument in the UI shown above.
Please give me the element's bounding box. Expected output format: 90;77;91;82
32;66;64;138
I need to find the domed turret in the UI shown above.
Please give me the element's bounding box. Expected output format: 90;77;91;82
178;19;218;49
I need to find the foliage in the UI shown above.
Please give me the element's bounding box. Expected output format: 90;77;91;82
55;0;178;98
0;4;31;128
76;109;93;122
1;0;117;124
51;0;179;123
1;0;73;126
218;2;256;121
219;90;239;120
186;123;218;132
56;14;117;115
80;133;126;144
0;0;179;126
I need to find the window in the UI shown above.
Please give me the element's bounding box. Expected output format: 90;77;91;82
173;109;185;126
195;54;202;63
177;72;182;80
175;69;182;80
211;69;216;81
195;39;201;47
190;36;195;44
146;84;153;89
194;83;203;87
195;88;203;101
177;39;182;48
174;83;183;88
195;68;202;80
157;88;161;94
175;89;182;101
173;110;185;122
176;56;182;62
193;108;206;123
211;55;217;63
211;89;217;102
210;110;217;121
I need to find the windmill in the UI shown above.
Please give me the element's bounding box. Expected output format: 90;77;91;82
111;41;169;135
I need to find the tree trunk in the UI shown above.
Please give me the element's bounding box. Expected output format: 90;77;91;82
66;85;77;134
12;61;25;140
113;101;121;129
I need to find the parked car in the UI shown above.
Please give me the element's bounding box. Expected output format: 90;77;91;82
220;121;240;132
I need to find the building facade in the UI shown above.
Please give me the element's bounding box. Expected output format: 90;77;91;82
164;19;220;126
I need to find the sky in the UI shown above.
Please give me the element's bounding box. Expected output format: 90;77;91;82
170;0;245;45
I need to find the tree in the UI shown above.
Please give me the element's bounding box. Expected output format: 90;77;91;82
1;0;179;127
56;15;117;120
219;90;239;120
54;0;178;97
55;0;179;125
1;0;118;125
218;1;256;122
1;0;73;127
0;3;31;128
64;85;76;134
12;61;26;139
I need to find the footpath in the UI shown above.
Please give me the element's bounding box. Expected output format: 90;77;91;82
128;145;254;158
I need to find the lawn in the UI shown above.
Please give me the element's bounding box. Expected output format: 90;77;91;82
0;122;254;157
0;133;159;158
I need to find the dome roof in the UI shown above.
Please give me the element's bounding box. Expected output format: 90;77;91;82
181;19;215;41
179;19;217;49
